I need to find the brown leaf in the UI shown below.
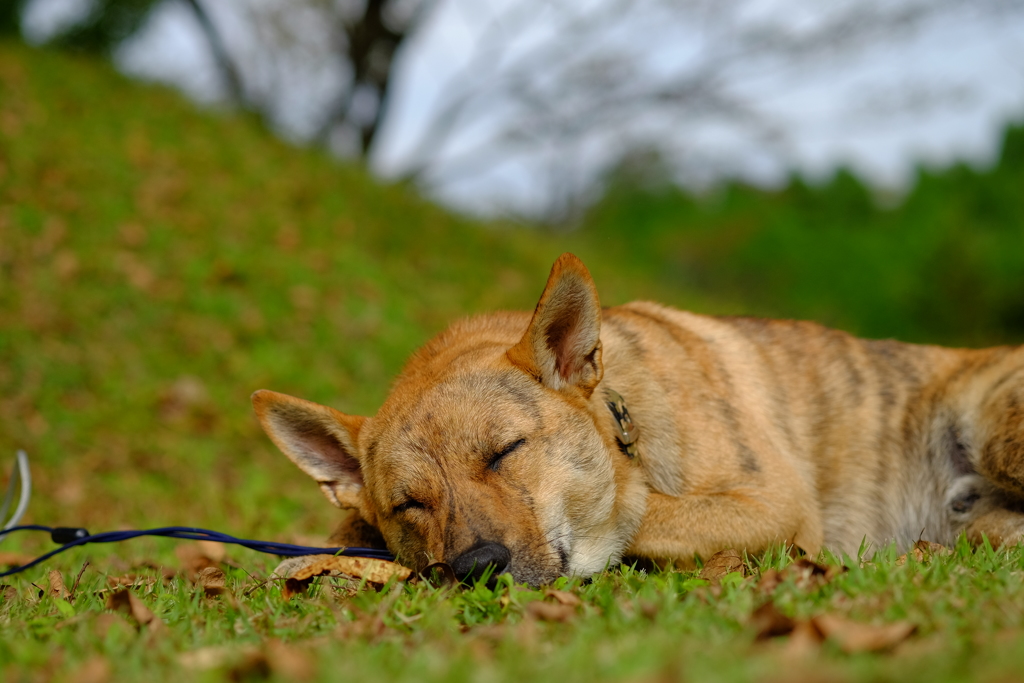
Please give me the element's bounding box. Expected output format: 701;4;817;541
180;642;313;679
91;613;133;640
914;540;950;556
898;540;953;566
1;585;17;602
0;551;32;569
282;578;310;601
544;589;582;607
67;656;111;683
526;601;575;623
783;619;825;659
106;574;158;589
196;540;226;563
179;646;241;670
639;600;660;620
180;646;267;678
105;588;164;634
751;601;796;640
699;549;745;585
288;554;412;585
782;558;845;589
812;614;916;653
265;640;315;679
176;542;224;580
195;567;228;597
48;570;70;600
757;568;782;594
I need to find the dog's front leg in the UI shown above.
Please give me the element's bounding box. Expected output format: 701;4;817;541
327;510;387;550
625;490;822;567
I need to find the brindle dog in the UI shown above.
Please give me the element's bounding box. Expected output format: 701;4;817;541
253;253;1024;585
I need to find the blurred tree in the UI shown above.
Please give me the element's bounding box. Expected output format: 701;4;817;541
49;0;159;51
386;0;1024;219
18;0;1024;219
31;0;433;157
0;0;27;36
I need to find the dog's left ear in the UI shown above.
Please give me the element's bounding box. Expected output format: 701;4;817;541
251;390;368;510
508;252;604;397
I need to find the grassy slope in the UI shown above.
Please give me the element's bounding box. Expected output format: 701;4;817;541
4;41;1024;683
0;41;716;541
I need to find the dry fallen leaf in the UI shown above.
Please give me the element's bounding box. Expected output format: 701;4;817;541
897;540;952;566
544;589;582;607
0;551;33;569
176;542;225;581
813;614;916;653
180;646;265;676
700;549;745;585
757;568;782;594
90;612;133;640
181;641;314;678
1;584;17;602
751;601;796;640
265;639;316;679
526;600;575;623
914;540;950;556
67;656;111;683
288;554;412;585
282;578;310;601
784;619;825;659
782;558;845;589
48;570;70;600
195;567;228;597
105;588;165;634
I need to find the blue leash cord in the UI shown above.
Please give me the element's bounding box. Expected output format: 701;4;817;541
0;524;394;578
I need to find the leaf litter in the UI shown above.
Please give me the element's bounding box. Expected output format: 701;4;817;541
277;554;413;600
105;588;165;635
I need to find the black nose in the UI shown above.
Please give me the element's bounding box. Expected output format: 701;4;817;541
450;541;511;583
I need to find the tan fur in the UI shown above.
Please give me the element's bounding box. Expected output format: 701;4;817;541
253;253;1024;584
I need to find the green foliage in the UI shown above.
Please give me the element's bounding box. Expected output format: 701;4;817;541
47;0;160;53
0;1;26;37
584;128;1024;347
5;543;1024;682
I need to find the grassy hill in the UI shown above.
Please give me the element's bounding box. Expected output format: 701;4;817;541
0;40;720;539
5;39;1024;683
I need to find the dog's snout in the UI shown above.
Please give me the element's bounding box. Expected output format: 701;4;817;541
450;541;511;583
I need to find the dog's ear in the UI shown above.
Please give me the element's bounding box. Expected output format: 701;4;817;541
508;252;604;397
251;390;368;509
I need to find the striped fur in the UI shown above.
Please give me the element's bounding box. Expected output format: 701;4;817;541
254;254;1024;584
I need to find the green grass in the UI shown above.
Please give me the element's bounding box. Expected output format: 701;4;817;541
6;540;1024;682
4;39;1024;682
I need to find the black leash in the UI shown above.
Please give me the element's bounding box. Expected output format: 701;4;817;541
0;525;393;578
0;453;394;579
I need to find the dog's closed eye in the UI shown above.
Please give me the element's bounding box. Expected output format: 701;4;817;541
488;438;526;471
392;499;426;514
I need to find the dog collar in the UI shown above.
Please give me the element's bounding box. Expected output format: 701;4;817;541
605;388;639;459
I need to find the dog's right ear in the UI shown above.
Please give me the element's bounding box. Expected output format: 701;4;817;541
508;252;604;398
251;390;367;510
